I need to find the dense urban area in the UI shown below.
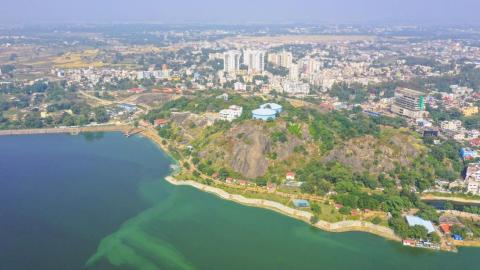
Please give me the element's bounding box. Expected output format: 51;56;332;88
1;24;480;251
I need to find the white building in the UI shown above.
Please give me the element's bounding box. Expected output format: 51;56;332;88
223;50;241;74
267;51;293;68
440;120;462;131
234;82;247;91
289;63;299;81
219;105;243;122
282;80;310;96
243;49;265;74
466;163;480;194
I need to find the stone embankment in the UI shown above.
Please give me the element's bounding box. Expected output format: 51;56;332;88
0;125;131;136
164;176;401;242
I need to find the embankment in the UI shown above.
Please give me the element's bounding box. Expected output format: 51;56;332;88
0;125;131;136
164;176;401;242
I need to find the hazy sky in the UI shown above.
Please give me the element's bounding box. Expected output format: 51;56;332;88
1;0;480;25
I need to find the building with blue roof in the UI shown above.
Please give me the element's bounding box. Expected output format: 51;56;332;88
460;148;478;160
405;215;435;233
260;103;282;114
252;108;277;121
292;199;310;208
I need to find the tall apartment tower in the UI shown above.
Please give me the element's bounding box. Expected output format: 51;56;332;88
243;49;265;74
391;88;426;118
223;50;241;73
267;51;293;68
289;63;299;81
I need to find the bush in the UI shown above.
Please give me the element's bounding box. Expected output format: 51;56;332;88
372;216;382;225
339;206;352;215
310;215;319;224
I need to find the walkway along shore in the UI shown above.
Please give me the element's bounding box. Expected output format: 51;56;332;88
164;176;401;242
0;125;131;136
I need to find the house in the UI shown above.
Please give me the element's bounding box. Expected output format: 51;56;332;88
219;105;243;122
460;148;478;160
154;119;169;128
453;234;464;241
237;179;248;186
461;106;479;117
127;87;145;94
267;183;277;192
234;82;247;91
286;172;296;181
465;163;480;194
225;177;234;184
405;215;435;233
470;138;480;147
439;224;452;234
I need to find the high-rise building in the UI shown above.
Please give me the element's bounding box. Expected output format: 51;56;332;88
243;49;265;74
223;50;241;73
267;51;293;68
391;88;426;118
289;63;299;81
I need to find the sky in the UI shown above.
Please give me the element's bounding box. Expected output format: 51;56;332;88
1;0;480;25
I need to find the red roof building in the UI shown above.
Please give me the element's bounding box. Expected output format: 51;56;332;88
470;138;480;147
286;172;296;180
154;119;169;128
127;88;145;94
439;224;452;234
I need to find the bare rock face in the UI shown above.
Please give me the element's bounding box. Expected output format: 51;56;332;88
227;123;272;178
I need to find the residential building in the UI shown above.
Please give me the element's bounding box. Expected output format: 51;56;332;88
282;80;310;96
219;105;243;122
268;51;293;68
234;81;247;91
460;148;478;160
391;88;426;118
289;63;299;81
243;49;265;74
461;106;479;117
440;120;462;131
465;163;480;194
223;50;241;73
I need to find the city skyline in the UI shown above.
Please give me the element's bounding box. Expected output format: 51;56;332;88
1;0;480;25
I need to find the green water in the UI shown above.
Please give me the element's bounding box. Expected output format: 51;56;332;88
1;133;479;270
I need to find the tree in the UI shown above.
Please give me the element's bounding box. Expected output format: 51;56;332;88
372;216;382;225
339;206;352;215
94;107;110;123
310;215;319;224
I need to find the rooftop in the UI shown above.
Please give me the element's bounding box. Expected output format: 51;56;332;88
405;215;435;233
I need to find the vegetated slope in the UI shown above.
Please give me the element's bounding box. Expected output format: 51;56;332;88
323;128;425;175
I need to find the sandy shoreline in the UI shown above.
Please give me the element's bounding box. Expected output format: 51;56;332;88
164;176;401;242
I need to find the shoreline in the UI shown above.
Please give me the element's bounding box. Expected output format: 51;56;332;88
5;127;480;250
0;125;131;136
164;176;401;242
421;194;480;205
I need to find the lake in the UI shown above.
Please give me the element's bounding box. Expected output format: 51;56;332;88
1;133;479;270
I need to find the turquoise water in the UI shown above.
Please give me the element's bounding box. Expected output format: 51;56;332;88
0;133;479;270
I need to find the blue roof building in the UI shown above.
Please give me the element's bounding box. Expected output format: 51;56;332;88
405;215;435;233
452;234;464;241
260;103;282;114
460;148;478;160
252;108;277;121
293;199;310;208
